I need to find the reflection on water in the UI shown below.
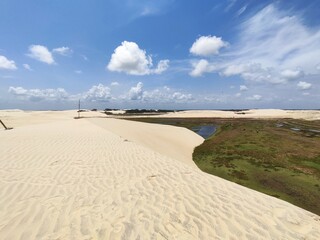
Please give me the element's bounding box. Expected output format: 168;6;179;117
192;125;216;139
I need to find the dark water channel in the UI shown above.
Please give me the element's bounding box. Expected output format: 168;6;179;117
192;125;217;139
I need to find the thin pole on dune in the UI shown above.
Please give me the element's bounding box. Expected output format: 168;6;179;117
0;119;13;130
0;119;8;129
78;99;81;118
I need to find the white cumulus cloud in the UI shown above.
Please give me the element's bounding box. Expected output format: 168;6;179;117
190;59;216;77
142;86;193;103
52;47;72;56
172;92;193;101
27;45;71;64
27;45;55;64
190;35;228;57
297;81;312;90
7;83;195;106
154;59;170;74
83;84;111;102
107;41;169;75
129;82;144;100
8;86;68;101
125;82;193;103
8;84;114;103
0;55;17;70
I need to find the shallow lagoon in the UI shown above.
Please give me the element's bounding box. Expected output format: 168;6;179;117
192;125;216;139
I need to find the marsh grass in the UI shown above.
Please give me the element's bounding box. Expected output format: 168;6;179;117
127;117;320;215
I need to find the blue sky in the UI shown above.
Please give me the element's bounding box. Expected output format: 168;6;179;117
1;0;320;110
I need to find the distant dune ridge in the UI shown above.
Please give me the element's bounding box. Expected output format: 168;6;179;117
0;110;320;239
136;109;320;121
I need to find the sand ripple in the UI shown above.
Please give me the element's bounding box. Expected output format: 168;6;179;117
0;117;319;239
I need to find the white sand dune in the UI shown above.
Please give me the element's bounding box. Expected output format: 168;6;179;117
0;110;320;239
139;109;320;121
88;118;204;167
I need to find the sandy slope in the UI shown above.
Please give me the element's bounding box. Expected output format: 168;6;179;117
0;111;320;239
88;118;204;167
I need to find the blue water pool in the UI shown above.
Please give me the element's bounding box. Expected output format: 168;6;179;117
192;125;217;139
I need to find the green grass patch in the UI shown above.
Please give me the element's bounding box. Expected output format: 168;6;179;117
126;117;320;216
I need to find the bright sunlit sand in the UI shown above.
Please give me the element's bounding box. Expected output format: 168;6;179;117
0;110;319;239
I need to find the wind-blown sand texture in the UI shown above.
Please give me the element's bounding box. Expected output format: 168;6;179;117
0;110;320;239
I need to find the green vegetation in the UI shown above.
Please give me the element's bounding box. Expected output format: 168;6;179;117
127;117;320;216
